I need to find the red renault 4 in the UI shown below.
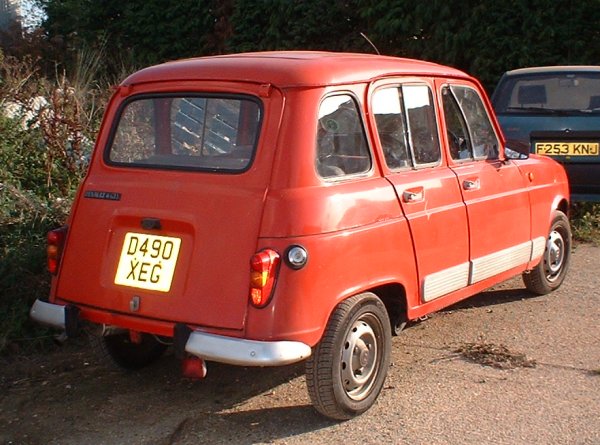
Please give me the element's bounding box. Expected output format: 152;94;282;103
31;52;570;420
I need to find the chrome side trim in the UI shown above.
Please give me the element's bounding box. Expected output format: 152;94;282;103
29;299;66;330
423;262;470;302
185;331;312;366
470;241;532;284
530;236;546;261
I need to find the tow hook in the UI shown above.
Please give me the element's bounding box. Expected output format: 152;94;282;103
182;356;207;379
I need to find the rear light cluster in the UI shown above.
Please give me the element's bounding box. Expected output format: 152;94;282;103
249;249;280;308
47;226;68;275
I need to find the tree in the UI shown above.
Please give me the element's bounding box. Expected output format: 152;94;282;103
36;0;600;90
359;0;600;90
39;0;213;77
213;0;372;54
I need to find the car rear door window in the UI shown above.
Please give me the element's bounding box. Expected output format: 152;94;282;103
372;87;410;169
372;84;441;169
403;85;441;165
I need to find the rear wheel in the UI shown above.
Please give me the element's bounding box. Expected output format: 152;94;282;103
92;332;168;370
305;292;391;420
523;210;571;295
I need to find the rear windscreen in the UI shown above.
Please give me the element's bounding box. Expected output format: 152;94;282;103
493;72;600;114
107;95;262;172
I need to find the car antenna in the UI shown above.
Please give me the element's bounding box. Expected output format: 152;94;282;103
360;32;381;55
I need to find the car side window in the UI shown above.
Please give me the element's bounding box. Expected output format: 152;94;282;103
372;84;441;170
316;95;371;179
403;85;441;165
442;87;473;161
446;85;500;160
372;87;410;169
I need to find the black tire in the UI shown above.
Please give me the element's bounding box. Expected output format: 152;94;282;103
305;292;392;420
92;332;168;370
523;210;571;295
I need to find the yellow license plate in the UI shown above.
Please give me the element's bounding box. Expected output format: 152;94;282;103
535;142;599;156
114;233;181;292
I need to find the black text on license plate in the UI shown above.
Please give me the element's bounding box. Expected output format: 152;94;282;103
114;233;181;292
535;142;599;156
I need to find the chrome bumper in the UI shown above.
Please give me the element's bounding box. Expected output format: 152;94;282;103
184;331;312;366
30;299;66;330
30;299;312;367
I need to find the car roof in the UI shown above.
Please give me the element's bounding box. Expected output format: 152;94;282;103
502;65;600;77
123;51;470;88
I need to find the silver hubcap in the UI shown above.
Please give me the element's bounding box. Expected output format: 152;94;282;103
545;229;565;282
341;316;380;401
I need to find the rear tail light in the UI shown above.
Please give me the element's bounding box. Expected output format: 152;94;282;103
249;249;280;308
47;226;68;275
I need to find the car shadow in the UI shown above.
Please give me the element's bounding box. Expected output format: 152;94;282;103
447;287;535;311
142;359;338;444
158;405;339;445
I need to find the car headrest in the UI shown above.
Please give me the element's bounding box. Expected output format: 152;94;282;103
589;95;600;109
518;85;547;105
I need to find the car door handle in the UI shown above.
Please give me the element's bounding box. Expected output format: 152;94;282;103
463;178;480;191
402;187;424;203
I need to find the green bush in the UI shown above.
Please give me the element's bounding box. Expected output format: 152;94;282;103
0;51;100;354
0;115;66;352
571;203;600;245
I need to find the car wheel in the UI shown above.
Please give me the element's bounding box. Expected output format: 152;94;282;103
523;210;571;295
305;292;391;420
92;332;168;370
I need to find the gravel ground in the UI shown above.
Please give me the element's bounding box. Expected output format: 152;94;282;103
1;244;598;445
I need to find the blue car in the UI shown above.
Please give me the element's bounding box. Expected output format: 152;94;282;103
492;66;600;202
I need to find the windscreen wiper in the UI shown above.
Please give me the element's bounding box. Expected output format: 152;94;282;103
505;106;566;114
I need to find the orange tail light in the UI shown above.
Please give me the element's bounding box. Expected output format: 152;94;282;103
249;249;280;308
47;226;68;275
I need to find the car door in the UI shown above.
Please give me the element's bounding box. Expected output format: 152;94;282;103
370;80;470;303
439;81;532;283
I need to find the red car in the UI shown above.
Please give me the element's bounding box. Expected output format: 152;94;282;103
31;52;571;420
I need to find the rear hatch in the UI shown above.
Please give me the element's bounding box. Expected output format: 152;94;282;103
55;90;281;331
492;70;600;198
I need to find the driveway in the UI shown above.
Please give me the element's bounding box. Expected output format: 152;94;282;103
1;244;598;445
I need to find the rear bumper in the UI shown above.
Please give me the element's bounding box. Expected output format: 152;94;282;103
29;299;312;366
184;330;311;366
30;299;67;329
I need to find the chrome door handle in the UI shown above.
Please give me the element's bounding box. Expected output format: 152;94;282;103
402;189;424;203
463;178;480;190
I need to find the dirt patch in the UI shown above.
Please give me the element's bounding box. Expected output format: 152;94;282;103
455;341;536;369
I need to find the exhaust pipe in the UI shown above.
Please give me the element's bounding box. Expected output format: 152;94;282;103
181;356;207;379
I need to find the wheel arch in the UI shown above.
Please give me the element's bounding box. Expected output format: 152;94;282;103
556;197;569;217
368;282;408;335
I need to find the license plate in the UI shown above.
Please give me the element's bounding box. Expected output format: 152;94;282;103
114;233;181;292
534;142;599;156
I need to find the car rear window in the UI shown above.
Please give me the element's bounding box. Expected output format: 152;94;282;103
494;72;600;114
107;95;262;172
